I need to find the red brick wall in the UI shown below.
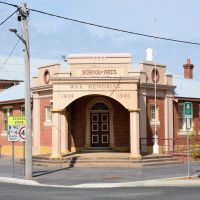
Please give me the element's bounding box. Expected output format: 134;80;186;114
112;100;129;147
70;96;92;148
40;98;52;146
193;102;199;134
146;97;165;145
173;101;179;139
0;103;24;146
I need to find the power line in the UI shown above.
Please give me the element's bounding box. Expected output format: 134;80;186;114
0;1;18;8
30;8;200;46
1;1;200;46
0;9;18;26
0;39;20;70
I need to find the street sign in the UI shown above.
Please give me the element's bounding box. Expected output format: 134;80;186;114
184;102;193;118
8;116;26;125
18;126;25;141
7;116;26;142
7;125;20;142
184;102;192;176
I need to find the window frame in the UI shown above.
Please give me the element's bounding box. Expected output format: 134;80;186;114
150;104;159;125
2;107;13;133
21;105;25;116
44;106;52;126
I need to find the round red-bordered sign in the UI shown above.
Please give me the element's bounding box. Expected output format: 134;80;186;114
18;126;25;141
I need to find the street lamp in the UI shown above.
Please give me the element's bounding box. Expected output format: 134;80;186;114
9;3;32;180
9;28;26;44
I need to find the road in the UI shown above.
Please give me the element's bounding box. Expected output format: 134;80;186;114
0;183;200;200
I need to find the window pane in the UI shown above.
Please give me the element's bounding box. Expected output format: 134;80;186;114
179;118;185;130
9;108;13;116
150;105;156;120
199;105;200;117
178;104;184;118
21;106;25;116
45;107;52;122
3;108;13;131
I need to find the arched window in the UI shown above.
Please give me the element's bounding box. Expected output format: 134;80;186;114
91;102;108;111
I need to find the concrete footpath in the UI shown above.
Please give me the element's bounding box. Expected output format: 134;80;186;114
0;157;200;188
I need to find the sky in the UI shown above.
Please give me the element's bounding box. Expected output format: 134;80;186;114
0;0;200;80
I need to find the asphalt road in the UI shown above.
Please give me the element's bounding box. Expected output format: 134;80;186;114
0;183;200;200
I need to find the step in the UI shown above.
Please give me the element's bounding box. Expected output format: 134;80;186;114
141;158;178;163
142;155;173;160
32;162;71;168
74;159;134;164
74;162;142;168
142;160;183;167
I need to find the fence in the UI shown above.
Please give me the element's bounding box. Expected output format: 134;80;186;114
140;137;200;161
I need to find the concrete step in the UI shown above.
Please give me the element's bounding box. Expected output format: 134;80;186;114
80;147;117;153
17;153;183;168
142;155;174;160
142;160;183;167
141;158;178;163
73;162;142;168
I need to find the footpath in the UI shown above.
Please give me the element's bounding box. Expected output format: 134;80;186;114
0;157;200;188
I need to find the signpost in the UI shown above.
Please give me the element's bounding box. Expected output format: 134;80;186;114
184;102;192;176
7;116;26;177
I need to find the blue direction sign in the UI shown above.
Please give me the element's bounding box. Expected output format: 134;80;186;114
184;102;193;118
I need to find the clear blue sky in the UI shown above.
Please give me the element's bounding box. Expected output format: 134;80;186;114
0;0;200;79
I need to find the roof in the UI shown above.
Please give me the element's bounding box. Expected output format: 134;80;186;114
0;56;63;81
0;82;25;102
173;75;200;99
0;55;66;103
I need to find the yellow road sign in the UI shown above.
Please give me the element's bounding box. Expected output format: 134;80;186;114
8;116;26;125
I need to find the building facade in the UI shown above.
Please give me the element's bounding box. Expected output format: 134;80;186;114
0;53;199;158
31;53;174;158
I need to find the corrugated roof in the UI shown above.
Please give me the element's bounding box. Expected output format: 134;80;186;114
0;82;25;102
0;56;65;81
173;75;200;98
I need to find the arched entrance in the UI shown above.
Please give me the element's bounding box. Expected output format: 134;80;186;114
90;102;110;147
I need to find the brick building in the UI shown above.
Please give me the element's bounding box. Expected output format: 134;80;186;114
0;54;199;158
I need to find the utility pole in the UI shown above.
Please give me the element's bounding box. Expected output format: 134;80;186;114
18;3;32;179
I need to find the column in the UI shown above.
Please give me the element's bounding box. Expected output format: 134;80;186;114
50;110;62;159
129;110;141;159
32;93;40;155
61;109;69;154
165;93;174;153
139;89;147;153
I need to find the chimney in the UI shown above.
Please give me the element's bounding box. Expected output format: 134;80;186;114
183;58;194;79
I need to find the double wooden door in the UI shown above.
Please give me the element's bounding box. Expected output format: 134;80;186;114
91;113;109;147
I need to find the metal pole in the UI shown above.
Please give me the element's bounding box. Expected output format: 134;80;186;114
153;18;159;154
23;141;25;176
19;3;32;179
12;141;14;177
186;118;190;176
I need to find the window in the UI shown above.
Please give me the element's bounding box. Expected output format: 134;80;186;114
3;107;13;131
198;104;200;119
21;106;25;116
150;105;159;125
150;105;158;121
178;103;192;133
45;107;52;123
